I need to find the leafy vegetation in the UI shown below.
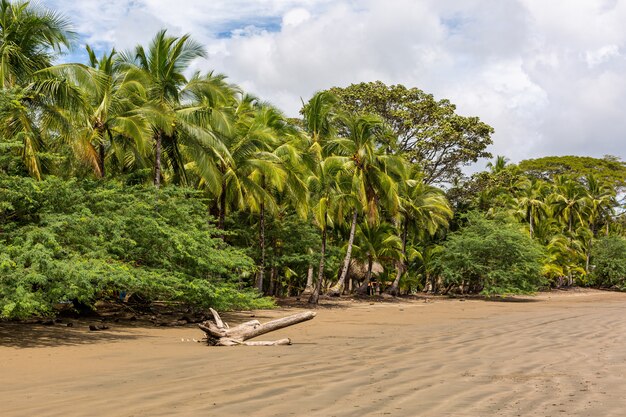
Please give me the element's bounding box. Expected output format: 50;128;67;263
1;1;625;319
590;237;626;289
436;214;545;295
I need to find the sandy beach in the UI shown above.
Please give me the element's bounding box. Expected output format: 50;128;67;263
2;290;626;417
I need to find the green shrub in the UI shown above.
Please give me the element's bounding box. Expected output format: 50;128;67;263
0;175;273;318
435;213;545;295
590;236;626;289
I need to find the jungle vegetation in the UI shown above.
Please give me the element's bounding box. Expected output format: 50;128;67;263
1;1;625;318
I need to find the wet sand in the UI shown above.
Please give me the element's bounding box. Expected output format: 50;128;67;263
2;290;626;416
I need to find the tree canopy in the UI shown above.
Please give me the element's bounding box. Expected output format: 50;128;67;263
325;81;494;184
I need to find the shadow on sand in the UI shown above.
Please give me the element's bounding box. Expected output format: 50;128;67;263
0;321;150;349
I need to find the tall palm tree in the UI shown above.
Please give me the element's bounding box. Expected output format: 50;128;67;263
551;175;587;236
42;46;151;178
582;174;616;272
0;0;74;88
513;178;548;239
387;171;452;295
0;0;75;179
307;155;351;304
326;113;403;296
122;30;225;188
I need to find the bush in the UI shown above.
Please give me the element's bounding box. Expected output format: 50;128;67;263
0;176;273;319
435;213;545;295
590;236;626;289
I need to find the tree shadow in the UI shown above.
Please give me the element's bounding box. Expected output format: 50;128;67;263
0;321;150;348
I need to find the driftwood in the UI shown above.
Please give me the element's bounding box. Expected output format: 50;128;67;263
199;308;316;346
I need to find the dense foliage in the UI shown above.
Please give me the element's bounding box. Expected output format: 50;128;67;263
436;214;545;295
1;1;625;319
590;237;626;289
0;176;271;318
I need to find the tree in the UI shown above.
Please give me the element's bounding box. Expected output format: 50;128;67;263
41;46;151;178
351;221;402;295
326;113;403;295
122;30;222;188
513;178;548;239
518;155;626;192
387;171;452;295
0;0;74;88
590;236;626;289
435;213;545;295
306;155;350;303
327;81;493;184
0;0;76;179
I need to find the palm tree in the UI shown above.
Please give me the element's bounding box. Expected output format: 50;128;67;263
42;46;151;178
550;176;588;285
351;221;403;295
326;113;403;296
0;0;75;179
0;0;74;88
486;155;509;174
306;155;351;303
387;171;452;295
122;30;226;188
513;178;548;239
551;176;587;234
582;174;616;272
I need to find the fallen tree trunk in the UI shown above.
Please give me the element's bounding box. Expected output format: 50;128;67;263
199;308;316;346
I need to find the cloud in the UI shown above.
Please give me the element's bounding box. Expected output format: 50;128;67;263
41;0;626;166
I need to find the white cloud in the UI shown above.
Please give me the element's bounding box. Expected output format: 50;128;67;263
41;0;626;165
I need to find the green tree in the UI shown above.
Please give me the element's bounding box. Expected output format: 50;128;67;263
518;155;626;192
326;113;403;295
122;30;225;188
0;0;76;179
387;170;452;295
590;236;626;288
327;81;493;184
435;213;545;295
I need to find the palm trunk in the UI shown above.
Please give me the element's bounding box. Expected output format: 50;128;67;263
308;224;326;304
218;183;226;239
586;223;595;274
269;264;277;296
256;202;266;293
302;263;314;295
98;142;106;178
154;131;162;188
328;209;358;296
387;219;408;296
529;210;534;239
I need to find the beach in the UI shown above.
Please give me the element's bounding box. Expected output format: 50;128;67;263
2;290;626;417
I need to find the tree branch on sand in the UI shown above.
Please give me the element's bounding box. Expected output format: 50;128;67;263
198;308;316;346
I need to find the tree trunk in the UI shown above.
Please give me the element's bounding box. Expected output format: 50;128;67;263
529;211;534;239
387;218;408;296
586;223;595;274
256;202;266;293
154;131;162;188
328;209;358;296
199;309;316;346
269;265;277;296
218;182;226;239
308;224;326;304
302;263;314;295
98;142;106;178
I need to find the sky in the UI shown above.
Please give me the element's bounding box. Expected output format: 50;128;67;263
44;0;626;167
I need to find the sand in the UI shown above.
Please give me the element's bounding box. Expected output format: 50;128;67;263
2;289;626;416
